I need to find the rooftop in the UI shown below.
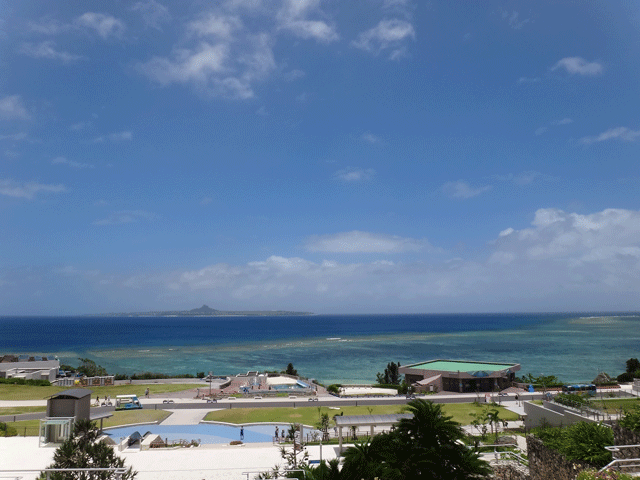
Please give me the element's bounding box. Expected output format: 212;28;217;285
404;360;518;373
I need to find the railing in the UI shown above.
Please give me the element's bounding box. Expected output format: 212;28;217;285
600;444;640;474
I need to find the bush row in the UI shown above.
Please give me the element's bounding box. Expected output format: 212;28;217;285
0;378;51;386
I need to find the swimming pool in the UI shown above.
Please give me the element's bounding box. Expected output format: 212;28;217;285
104;423;318;444
270;381;311;390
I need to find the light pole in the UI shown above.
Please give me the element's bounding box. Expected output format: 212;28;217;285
207;371;213;398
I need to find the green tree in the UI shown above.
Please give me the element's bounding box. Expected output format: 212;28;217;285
76;358;108;377
375;361;402;385
340;399;490;480
285;363;298;376
316;408;330;441
626;358;640;374
41;419;136;480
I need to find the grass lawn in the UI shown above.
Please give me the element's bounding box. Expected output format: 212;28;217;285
0;406;46;415
0;383;197;401
2;410;171;437
203;403;519;426
591;397;640;414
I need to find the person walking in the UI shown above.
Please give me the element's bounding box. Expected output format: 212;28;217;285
275;426;279;441
240;426;244;440
145;387;150;398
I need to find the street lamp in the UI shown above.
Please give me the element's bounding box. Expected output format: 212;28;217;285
206;371;213;399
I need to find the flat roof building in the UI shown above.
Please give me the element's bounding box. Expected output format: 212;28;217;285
399;359;520;393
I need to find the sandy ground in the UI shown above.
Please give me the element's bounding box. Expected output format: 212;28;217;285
0;437;341;480
340;386;397;395
265;376;298;385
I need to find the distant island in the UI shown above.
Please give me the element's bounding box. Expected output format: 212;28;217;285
86;304;313;317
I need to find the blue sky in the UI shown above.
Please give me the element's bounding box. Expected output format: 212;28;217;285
1;1;639;315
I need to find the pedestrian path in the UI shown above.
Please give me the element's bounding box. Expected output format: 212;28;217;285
159;408;216;425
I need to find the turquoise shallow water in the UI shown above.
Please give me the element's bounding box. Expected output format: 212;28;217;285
2;313;638;384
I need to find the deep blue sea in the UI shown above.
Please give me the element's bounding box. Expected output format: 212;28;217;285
1;313;638;384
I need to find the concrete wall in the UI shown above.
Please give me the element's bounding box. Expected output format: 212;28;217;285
523;401;597;430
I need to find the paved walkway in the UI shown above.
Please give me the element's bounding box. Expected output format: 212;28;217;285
160;408;215;425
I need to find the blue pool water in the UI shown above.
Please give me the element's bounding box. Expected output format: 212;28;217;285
105;423;300;444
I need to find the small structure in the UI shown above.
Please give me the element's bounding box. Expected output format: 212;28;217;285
141;434;166;450
399;359;521;393
39;388;112;447
334;414;413;453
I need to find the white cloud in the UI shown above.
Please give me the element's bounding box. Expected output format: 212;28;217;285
93;210;158;226
551;57;603;76
19;206;640;312
535;127;547;136
75;13;126;39
305;231;432;253
361;132;379;143
276;0;339;43
551;118;573;126
20;41;84;63
69;121;90;131
283;69;305;82
352;19;415;57
0;95;30;120
132;0;171;30
494;171;551;186
189;13;242;40
0;179;66;199
501;10;529;30
27;19;69;35
580;127;640;145
334;167;375;182
0;132;28;141
109;131;133;141
52;156;94;169
441;180;491;199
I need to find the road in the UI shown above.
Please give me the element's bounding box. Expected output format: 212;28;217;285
0;391;542;423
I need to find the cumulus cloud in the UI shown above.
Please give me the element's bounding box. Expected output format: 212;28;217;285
109;131;133;141
551;118;573;126
276;0;339;43
305;231;433;253
352;19;415;58
283;69;305;82
132;0;171;30
0;179;66;199
441;180;491;199
0;95;30;120
52;156;94;169
551;57;603;76
334;167;375;182
15;206;640;313
93;210;158;225
76;12;126;39
579;127;640;145
20;41;84;63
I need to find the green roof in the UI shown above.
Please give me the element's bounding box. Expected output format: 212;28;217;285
406;360;516;373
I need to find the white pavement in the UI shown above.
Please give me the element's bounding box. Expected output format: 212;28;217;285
0;436;342;480
160;408;214;425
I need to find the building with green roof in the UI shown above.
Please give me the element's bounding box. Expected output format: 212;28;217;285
399;359;521;393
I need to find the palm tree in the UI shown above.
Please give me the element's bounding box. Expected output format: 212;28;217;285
41;419;136;480
341;399;490;480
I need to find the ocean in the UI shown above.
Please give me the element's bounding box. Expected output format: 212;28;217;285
1;313;638;384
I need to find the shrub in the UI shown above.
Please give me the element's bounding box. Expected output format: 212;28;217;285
577;468;635;480
533;422;613;467
0;422;18;437
554;392;591;408
326;384;341;394
619;404;640;433
0;378;51;386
